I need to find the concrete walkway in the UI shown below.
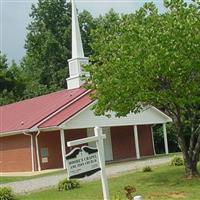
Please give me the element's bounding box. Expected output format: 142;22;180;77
0;156;171;194
0;168;63;177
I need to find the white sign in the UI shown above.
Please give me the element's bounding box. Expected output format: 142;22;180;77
67;127;110;200
65;146;100;179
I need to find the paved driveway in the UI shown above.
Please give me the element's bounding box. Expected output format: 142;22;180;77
1;156;171;194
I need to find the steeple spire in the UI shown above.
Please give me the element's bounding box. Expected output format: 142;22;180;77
67;0;89;90
71;0;84;58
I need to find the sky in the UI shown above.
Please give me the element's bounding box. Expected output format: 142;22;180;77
0;0;188;64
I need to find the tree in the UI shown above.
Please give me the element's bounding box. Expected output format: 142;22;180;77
153;124;180;154
86;0;200;177
21;0;95;99
22;0;72;94
0;53;14;93
79;10;97;57
1;1;95;105
0;52;26;105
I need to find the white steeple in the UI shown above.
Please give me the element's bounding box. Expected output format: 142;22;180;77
71;0;84;58
67;0;89;89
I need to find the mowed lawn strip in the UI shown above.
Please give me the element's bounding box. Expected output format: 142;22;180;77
19;163;200;200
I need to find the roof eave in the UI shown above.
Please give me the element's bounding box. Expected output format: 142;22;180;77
0;129;30;137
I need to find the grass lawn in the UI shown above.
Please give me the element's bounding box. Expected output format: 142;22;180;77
19;163;200;200
0;153;181;184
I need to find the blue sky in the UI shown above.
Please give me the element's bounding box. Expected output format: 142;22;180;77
0;0;187;64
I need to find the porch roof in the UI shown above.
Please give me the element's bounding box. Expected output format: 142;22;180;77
59;103;172;130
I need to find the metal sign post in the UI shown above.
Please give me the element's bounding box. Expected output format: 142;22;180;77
67;126;110;200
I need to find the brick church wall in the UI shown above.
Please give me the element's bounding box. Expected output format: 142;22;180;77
138;125;154;157
111;125;154;161
0;134;32;172
38;131;63;170
111;126;136;160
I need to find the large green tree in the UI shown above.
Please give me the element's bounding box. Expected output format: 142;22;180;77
21;0;72;97
21;0;95;99
86;0;200;177
0;52;25;105
1;0;95;105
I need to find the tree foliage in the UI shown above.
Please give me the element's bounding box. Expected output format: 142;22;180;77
79;10;97;57
22;0;72;95
153;124;180;154
0;0;95;104
86;0;200;177
20;0;95;99
0;53;26;105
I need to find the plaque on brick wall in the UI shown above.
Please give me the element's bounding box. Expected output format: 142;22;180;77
65;146;100;179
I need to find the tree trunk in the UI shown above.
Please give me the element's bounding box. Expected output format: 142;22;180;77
173;105;200;178
177;133;199;178
184;158;199;178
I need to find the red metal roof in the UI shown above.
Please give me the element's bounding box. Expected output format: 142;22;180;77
39;93;92;128
0;88;90;134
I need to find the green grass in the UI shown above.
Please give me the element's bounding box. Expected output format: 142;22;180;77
18;163;200;200
0;153;180;184
0;170;66;184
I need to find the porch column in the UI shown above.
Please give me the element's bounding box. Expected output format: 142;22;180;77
134;125;140;159
151;126;156;155
60;129;66;169
163;123;169;155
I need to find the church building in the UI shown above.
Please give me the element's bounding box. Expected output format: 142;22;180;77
0;0;172;172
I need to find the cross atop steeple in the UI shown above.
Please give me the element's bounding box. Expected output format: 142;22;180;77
67;0;89;90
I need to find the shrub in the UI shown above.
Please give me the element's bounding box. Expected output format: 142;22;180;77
0;187;15;200
124;185;136;200
171;156;184;166
142;166;152;172
57;179;80;191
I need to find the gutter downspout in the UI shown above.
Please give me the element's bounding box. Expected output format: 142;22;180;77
23;132;34;172
35;130;41;171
